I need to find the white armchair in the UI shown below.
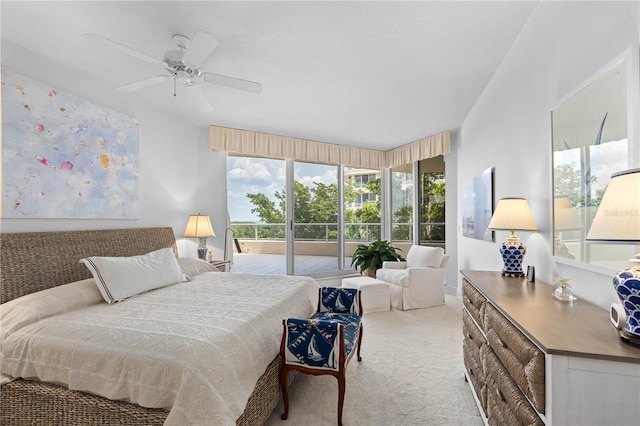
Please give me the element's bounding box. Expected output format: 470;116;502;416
376;245;449;310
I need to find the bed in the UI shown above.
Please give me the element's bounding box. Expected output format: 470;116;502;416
0;227;317;425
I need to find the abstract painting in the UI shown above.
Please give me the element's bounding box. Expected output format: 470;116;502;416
2;69;139;218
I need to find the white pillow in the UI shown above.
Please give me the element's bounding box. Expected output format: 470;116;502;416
406;245;445;268
80;248;186;304
177;257;219;278
1;278;102;338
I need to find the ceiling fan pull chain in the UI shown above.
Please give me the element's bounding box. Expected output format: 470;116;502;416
173;72;177;97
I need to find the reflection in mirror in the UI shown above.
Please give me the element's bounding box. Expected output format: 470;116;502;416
553;196;582;259
552;58;634;270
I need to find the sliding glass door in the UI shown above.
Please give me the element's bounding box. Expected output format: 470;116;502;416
226;156;287;274
227;156;341;275
293;162;339;275
344;167;382;267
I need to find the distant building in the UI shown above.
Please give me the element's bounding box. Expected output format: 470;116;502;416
345;168;380;209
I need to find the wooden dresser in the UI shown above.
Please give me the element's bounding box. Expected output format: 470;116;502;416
461;270;640;425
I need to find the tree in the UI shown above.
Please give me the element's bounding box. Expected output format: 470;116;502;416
247;181;340;240
344;177;381;241
420;173;445;241
553;163;581;205
246;193;284;223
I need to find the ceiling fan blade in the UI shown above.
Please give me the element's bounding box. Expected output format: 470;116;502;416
185;83;214;113
84;33;164;65
182;30;220;66
202;72;262;94
118;75;170;93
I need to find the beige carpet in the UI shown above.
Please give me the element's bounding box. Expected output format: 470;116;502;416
265;295;484;426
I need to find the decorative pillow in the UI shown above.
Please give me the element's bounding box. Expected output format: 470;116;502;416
406;245;445;268
177;257;219;278
80;248;186;304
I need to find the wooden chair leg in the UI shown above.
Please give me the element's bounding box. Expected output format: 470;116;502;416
357;325;363;362
280;366;290;420
336;374;346;426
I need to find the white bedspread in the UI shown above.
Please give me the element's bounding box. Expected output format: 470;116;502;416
0;272;318;425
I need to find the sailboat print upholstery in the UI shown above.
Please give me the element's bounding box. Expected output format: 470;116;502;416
280;287;363;426
318;287;360;314
282;317;343;370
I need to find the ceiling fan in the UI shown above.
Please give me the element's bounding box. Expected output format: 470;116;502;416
85;30;262;112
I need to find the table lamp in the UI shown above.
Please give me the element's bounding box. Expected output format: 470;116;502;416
487;198;538;277
183;214;215;260
585;169;640;345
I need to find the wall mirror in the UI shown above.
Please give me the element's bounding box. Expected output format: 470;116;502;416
551;46;639;271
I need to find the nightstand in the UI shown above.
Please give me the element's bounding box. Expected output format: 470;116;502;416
209;260;227;272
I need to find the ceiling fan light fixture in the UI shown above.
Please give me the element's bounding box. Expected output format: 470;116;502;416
175;70;191;82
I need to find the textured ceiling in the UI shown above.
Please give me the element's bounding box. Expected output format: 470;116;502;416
1;1;538;150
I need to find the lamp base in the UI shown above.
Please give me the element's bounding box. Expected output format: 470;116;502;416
501;270;525;278
197;237;208;261
499;234;527;278
613;257;640;342
619;329;640;346
197;248;208;261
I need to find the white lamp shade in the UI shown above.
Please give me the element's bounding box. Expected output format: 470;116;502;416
488;198;538;232
554;196;582;230
183;215;215;238
586;169;640;243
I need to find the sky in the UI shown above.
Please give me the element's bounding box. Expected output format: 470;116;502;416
553;138;628;197
226;156;337;222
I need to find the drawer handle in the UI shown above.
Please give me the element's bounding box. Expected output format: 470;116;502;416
497;337;507;348
496;388;505;402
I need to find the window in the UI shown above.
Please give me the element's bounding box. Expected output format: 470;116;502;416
391;164;413;243
419;156;446;245
345;167;382;242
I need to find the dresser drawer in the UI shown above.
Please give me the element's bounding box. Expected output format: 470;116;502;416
463;338;487;412
463;308;488;412
483;346;543;426
463;309;486;355
463;278;487;331
485;303;545;415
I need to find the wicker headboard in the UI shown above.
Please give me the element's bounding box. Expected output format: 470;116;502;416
0;227;177;304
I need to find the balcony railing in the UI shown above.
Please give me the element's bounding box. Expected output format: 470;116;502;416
230;222;445;243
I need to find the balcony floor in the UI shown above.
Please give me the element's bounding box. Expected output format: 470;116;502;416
228;253;353;276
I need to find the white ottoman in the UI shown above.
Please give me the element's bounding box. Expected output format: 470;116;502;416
341;276;391;314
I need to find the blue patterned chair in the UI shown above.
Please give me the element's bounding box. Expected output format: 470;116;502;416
279;287;363;426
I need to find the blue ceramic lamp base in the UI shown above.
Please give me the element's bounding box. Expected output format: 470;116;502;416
499;236;527;278
197;237;208;261
615;255;640;346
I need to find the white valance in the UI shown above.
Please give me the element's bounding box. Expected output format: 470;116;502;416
385;132;450;168
209;125;449;169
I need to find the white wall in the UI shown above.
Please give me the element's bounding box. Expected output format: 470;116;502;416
0;40;229;259
456;1;640;309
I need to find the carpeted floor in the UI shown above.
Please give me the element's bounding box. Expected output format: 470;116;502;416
265;295;484;426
